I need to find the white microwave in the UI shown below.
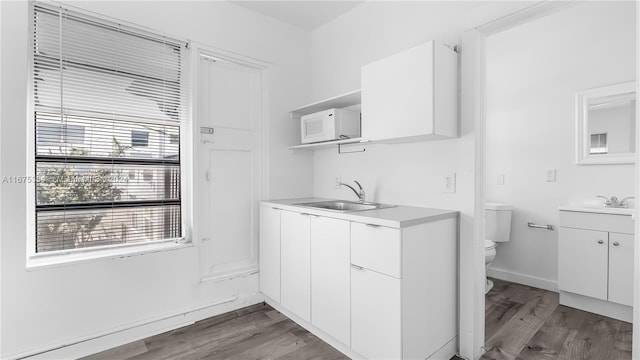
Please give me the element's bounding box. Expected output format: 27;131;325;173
300;108;361;144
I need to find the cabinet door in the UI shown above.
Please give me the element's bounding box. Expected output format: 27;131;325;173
259;206;281;302
558;227;608;300
351;266;401;360
311;217;351;346
280;210;311;322
608;233;634;306
361;41;457;142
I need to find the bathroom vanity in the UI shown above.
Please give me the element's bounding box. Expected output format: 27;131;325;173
558;206;635;322
259;198;458;360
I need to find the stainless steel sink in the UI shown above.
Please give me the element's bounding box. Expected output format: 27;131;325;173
295;200;395;212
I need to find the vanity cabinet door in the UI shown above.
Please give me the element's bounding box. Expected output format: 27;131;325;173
280;210;311;322
311;216;351;346
351;266;402;360
558;227;608;300
608;233;634;306
259;206;281;302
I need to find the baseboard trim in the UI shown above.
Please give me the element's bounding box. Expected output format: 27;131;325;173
559;291;632;323
487;267;557;292
12;293;265;360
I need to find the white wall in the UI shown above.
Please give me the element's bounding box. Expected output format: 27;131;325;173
308;2;535;223
485;1;636;288
0;1;312;357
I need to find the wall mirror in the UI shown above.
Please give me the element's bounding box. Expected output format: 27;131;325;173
576;81;636;165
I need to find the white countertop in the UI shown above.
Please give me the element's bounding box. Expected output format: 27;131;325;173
261;198;458;228
558;205;635;216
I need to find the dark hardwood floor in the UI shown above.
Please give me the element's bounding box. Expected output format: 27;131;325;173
82;303;349;360
82;278;631;360
482;278;632;360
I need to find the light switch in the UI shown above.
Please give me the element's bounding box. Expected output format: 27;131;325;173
442;172;456;193
497;174;505;185
546;169;557;182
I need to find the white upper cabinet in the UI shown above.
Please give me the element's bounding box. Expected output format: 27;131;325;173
361;41;458;142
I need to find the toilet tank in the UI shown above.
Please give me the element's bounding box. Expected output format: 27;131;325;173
485;202;512;243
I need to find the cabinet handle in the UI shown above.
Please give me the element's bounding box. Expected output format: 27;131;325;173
299;213;319;218
597;240;604;244
366;224;381;228
351;264;365;271
613;242;620;246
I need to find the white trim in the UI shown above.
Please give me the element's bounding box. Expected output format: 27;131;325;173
633;4;639;357
26;241;193;271
5;293;264;360
0;2;3;357
487;267;557;293
459;28;487;360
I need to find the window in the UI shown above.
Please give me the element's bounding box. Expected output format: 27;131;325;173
37;123;85;146
131;130;149;147
32;4;186;254
590;133;608;154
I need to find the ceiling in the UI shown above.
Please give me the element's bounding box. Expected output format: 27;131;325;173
231;1;364;31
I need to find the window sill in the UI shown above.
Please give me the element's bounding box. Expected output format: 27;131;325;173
26;240;193;271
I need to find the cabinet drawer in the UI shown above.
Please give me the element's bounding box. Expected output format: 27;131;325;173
351;222;401;278
559;211;634;234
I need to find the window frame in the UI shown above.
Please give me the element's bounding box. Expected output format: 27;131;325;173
25;1;193;268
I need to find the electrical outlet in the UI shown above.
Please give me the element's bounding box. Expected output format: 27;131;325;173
442;172;456;193
335;177;342;189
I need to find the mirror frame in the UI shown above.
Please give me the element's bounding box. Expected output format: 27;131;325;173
576;81;636;165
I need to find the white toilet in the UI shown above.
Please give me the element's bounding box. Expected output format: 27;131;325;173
484;202;513;294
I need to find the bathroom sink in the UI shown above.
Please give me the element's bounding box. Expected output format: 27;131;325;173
295;200;395;212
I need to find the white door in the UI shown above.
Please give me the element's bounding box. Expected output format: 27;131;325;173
281;210;311;322
311;216;351;346
197;53;262;279
608;232;634;306
558;227;608;300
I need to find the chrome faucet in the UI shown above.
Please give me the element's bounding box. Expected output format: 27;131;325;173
597;195;628;208
339;180;366;203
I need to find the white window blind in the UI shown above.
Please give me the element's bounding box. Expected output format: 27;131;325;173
33;3;186;253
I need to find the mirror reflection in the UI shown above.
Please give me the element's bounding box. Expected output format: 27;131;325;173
587;92;636;155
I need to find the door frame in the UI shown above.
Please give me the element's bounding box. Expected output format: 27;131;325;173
458;2;639;359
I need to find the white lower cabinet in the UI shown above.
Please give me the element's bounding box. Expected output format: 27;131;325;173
280;210;311;322
351;266;401;359
260;201;458;360
350;220;458;360
558;209;635;321
310;216;351;346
